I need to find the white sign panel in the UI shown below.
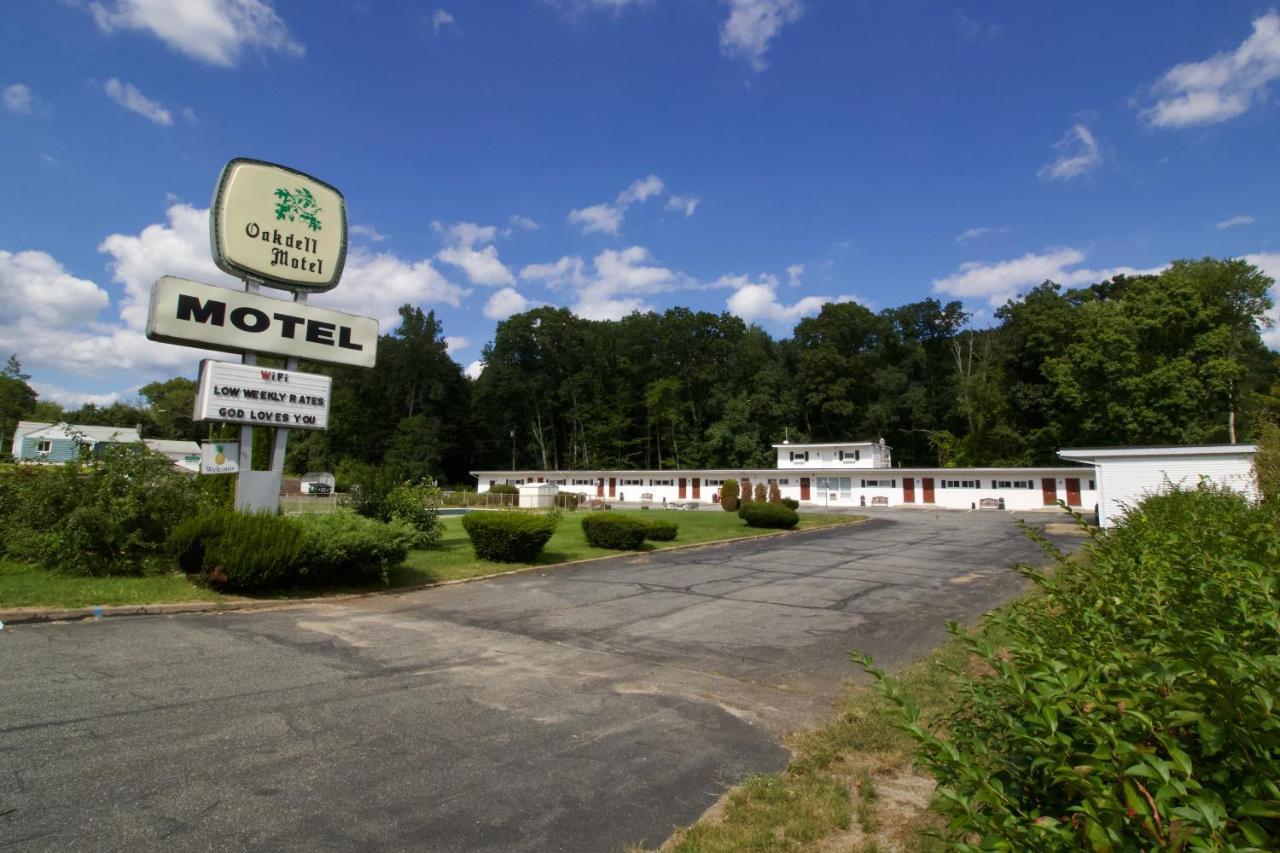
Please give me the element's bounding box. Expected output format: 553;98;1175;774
211;158;347;292
201;441;240;474
146;277;378;368
195;361;332;431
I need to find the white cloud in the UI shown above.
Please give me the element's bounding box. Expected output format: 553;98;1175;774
87;0;304;67
433;221;515;286
0;250;110;328
325;250;467;326
520;255;587;288
1243;252;1280;349
509;214;539;231
568;203;624;236
521;246;682;320
723;273;858;327
956;225;1007;243
464;359;483;380
484;287;534;320
350;224;388;242
719;0;804;71
786;263;804;286
1038;124;1100;181
932;247;1165;306
665;194;700;217
1142;11;1280;128
1216;214;1256;230
31;382;123;409
953;10;1000;42
104;78;173;125
569;174;697;236
431;9;454;34
3;83;32;114
444;335;469;354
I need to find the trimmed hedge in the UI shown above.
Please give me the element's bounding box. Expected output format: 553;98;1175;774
781;497;800;511
645;519;678;542
293;513;416;583
461;511;558;562
581;514;649;550
719;479;740;512
740;501;799;529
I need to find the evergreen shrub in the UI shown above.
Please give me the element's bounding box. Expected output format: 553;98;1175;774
645;519;678;542
719;479;740;512
781;497;800;510
768;482;782;503
581;514;649;550
860;486;1280;850
294;513;415;584
462;511;558;562
753;483;767;503
740;502;799;529
168;510;305;590
384;480;444;546
489;484;519;495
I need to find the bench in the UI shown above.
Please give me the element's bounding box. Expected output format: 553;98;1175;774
640;492;654;506
589;498;611;511
870;496;889;507
978;497;1000;510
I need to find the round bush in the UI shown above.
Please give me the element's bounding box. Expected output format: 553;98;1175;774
581;514;649;550
462;511;558;562
645;519;678;542
740;502;799;529
781;498;800;511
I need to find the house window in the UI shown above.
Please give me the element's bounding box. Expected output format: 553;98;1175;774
649;479;673;486
572;478;594;486
996;480;1034;489
839;449;861;462
789;450;809;462
36;439;53;455
942;479;980;489
1089;480;1096;490
704;479;722;487
552;479;566;485
622;479;643;486
861;479;895;488
778;478;789;486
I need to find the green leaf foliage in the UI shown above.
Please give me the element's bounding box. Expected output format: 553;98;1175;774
719;478;740;512
461;511;558;562
858;485;1280;850
580;513;649;550
645;519;678;542
739;501;799;529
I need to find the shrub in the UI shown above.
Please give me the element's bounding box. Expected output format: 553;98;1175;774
1254;420;1280;503
768;481;782;503
462;511;558;562
581;514;649;550
342;463;401;522
781;497;800;510
384;480;444;547
489;484;519;495
860;486;1280;850
740;501;799;529
719;479;740;512
645;519;678;542
168;510;306;590
753;483;767;503
293;513;415;584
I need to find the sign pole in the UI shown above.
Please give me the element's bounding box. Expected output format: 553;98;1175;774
237;279;259;478
268;291;307;475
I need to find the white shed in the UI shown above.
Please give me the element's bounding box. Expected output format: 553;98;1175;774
1058;445;1258;529
518;482;559;509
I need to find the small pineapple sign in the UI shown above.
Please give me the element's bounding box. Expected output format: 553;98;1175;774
201;440;240;475
211;158;347;292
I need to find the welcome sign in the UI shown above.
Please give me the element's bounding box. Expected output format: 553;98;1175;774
211;158;347;292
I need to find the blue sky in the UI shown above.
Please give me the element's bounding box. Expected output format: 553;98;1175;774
2;0;1279;406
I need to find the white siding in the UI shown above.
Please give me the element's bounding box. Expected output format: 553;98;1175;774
1093;454;1257;528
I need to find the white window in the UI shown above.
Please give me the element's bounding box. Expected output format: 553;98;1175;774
839;449;861;462
705;479;722;486
649;479;673;486
789;450;809;462
36;439;53;455
942;479;979;489
995;480;1034;489
572;478;594;486
861;479;896;488
622;478;643;486
778;478;790;486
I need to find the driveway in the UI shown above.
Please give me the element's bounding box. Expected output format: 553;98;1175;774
0;510;1081;852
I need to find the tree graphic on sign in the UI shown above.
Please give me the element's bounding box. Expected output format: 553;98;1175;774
273;187;323;231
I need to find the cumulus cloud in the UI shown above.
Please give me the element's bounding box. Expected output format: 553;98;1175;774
1038;124;1101;181
1142;11;1280;128
1216;214;1256;230
104;78;173;125
0;250;110;328
956;225;1007;244
509;214;539;231
431;9;454;34
433;221;515;286
720;0;804;71
87;0;304;67
786;263;804;286
443;335;469;353
1243;252;1280;349
932;248;1165;306
3;83;33;114
483;287;534;320
350;224;387;243
31;382;124;409
568;174;697;236
521;246;683;320
722;272;858;326
464;359;483;380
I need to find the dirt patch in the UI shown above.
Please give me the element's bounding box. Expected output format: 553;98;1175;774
1044;521;1090;536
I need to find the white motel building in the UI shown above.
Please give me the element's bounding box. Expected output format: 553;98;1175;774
471;439;1258;527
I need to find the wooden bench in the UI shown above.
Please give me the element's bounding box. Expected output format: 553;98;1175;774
870;496;889;507
640;492;654;506
978;497;1000;510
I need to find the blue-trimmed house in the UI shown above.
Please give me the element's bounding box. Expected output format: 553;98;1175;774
10;422;142;463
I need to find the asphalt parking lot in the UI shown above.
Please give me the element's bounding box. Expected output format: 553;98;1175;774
0;509;1082;852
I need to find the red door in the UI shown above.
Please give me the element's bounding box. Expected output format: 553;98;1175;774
609;477;617;497
596;478;604;498
1065;478;1081;507
1041;478;1057;506
678;478;687;499
800;478;810;501
922;478;935;504
692;478;700;499
903;478;915;504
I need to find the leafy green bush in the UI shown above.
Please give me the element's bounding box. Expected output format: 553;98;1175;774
860;486;1280;850
719;479;740;512
0;445;202;575
461;511;558;562
645;519;678;542
781;497;800;510
168;510;306;590
581;514;649;549
489;484;519;495
740;501;799;529
293;513;415;584
384;480;444;546
342;463;402;522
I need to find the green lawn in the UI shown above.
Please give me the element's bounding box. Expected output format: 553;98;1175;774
0;509;861;610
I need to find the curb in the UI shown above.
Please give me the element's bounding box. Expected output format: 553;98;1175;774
0;516;869;627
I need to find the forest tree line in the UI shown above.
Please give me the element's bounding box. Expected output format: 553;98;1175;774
2;257;1276;484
